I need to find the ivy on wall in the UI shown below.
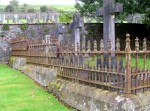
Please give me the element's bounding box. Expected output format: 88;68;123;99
20;23;28;31
2;24;10;31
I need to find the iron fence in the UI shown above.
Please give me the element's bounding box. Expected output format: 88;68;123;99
11;34;150;94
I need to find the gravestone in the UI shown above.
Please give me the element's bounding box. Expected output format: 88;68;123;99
43;15;47;23
56;23;64;44
71;13;84;65
26;15;30;23
46;12;50;23
96;0;123;52
2;14;6;23
51;15;55;22
0;13;2;22
72;13;84;53
13;14;19;23
36;12;40;23
96;0;123;67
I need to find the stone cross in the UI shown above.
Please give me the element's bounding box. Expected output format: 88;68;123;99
72;13;84;53
96;0;123;52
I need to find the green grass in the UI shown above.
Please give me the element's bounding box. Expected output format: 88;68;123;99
86;57;150;68
0;64;71;111
0;4;75;12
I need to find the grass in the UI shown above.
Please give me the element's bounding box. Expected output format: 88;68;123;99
0;64;71;111
0;4;75;12
86;56;150;68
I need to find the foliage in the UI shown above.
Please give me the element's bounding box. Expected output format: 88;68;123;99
26;8;36;12
43;26;50;35
2;24;10;31
23;3;28;8
20;23;28;31
0;32;4;37
40;5;48;12
59;10;73;23
5;5;14;12
75;0;150;22
142;8;150;26
9;0;19;8
75;0;102;17
9;56;16;66
48;6;59;12
0;64;70;111
31;31;35;37
18;3;28;12
18;7;26;12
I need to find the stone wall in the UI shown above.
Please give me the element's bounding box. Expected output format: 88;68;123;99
0;23;149;46
9;56;150;111
0;23;57;40
51;79;150;111
10;57;56;86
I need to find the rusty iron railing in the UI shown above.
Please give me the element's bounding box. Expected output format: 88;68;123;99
11;34;150;94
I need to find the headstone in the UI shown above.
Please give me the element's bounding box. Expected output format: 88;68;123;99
0;14;2;22
26;14;30;23
37;12;40;23
13;14;19;23
45;35;51;43
2;14;6;23
46;12;50;23
71;13;84;65
56;23;64;43
96;0;123;52
55;14;59;23
43;16;47;23
72;13;84;53
51;15;55;22
96;0;123;67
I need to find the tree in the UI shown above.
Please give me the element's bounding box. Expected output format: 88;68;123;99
5;5;15;12
26;8;36;12
40;6;48;12
18;3;28;12
9;0;19;11
23;3;28;8
143;8;150;26
59;10;73;23
75;0;102;17
75;0;150;21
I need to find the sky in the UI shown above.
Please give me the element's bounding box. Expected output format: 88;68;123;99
0;0;76;5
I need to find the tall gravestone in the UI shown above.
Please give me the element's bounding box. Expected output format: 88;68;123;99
13;14;19;23
46;12;50;23
26;14;30;23
2;14;6;23
57;23;64;44
36;12;40;23
96;0;123;67
96;0;123;53
72;13;84;53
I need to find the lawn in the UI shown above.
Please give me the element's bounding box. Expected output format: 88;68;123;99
86;56;150;68
0;64;71;111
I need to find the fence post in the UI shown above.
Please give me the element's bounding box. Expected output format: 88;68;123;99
125;34;131;94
